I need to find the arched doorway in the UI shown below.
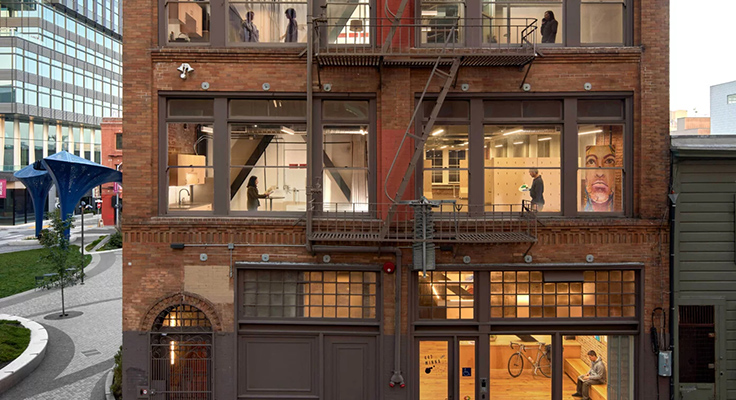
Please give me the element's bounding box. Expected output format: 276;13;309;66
150;304;213;399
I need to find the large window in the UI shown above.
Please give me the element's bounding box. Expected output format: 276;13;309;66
166;0;211;43
418;96;629;216
227;0;307;44
239;270;378;319
162;96;372;215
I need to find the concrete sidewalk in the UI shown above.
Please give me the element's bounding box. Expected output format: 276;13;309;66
0;249;122;400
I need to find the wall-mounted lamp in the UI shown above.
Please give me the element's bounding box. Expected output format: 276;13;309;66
177;63;194;79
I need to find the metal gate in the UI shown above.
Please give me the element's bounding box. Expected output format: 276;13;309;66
149;304;213;400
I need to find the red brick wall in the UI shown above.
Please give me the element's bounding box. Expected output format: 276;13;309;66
101;118;122;226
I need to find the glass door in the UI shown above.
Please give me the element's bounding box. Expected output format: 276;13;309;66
419;339;452;400
418;338;479;400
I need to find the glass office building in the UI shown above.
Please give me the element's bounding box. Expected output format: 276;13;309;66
0;0;121;225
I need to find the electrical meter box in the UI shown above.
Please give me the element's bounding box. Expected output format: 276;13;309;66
658;350;672;376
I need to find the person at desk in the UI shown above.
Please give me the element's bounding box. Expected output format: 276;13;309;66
572;350;606;400
247;176;272;211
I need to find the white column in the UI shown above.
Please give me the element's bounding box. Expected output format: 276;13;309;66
67;125;74;154
78;127;85;158
56;124;62;153
13;119;20;169
28;120;35;165
42;122;49;158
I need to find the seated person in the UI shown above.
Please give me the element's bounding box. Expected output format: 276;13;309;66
572;350;606;400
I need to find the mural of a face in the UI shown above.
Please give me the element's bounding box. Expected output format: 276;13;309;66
584;145;616;208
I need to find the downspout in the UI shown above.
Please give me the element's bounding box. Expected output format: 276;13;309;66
668;150;676;400
311;245;405;388
306;7;314;253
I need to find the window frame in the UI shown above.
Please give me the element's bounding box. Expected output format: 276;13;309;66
159;93;376;217
414;94;633;217
235;262;383;326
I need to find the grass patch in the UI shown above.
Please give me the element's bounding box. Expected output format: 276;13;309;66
0;320;31;363
85;235;107;252
99;231;122;251
0;247;92;298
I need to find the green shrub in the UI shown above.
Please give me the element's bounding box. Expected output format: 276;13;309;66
111;345;122;400
100;231;122;251
85;235;106;252
0;320;31;363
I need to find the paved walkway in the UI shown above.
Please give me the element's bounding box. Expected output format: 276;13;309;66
0;248;122;400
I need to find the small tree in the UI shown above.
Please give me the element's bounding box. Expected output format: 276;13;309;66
38;209;82;317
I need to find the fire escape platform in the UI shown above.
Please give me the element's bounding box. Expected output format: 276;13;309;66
315;51;536;68
309;230;537;243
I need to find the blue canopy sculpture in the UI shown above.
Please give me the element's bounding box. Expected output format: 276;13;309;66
13;164;54;237
41;151;123;237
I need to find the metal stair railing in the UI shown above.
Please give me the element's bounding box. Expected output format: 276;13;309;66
381;21;461;238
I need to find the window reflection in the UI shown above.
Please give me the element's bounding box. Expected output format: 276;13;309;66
580;1;624;44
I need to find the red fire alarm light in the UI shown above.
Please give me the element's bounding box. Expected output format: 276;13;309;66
383;262;395;274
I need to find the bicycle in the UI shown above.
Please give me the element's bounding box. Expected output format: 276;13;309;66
507;342;551;378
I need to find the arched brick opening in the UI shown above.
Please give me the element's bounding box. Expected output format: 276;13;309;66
140;292;223;332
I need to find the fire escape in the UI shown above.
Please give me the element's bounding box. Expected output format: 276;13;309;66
306;1;541;262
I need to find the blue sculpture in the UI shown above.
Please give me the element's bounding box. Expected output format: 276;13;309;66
13;164;54;237
41;151;122;237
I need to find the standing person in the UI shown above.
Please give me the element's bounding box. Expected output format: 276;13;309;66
284;8;298;42
572;351;607;400
247;176;272;211
541;10;558;43
528;168;545;211
243;11;259;42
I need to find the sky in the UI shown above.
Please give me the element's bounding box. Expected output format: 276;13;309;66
670;0;736;116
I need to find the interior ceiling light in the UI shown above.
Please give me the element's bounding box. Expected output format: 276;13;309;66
280;126;295;135
440;145;448;149
494;144;504;148
431;129;444;136
513;141;524;145
422;10;438;16
502;129;524;136
578;129;603;135
461;141;469;146
538;137;552;141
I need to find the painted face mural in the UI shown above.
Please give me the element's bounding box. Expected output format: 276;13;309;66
583;145;616;211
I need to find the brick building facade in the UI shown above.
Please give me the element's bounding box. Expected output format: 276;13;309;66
122;0;670;398
100;118;122;227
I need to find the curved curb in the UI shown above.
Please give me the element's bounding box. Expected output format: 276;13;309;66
104;367;115;400
0;315;48;394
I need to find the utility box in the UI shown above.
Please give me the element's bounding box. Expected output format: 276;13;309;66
658;351;672;376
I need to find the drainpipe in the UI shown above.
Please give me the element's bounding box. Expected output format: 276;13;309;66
311;245;405;388
668;151;676;400
305;7;314;253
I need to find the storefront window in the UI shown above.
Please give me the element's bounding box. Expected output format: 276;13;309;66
490;270;636;318
240;270;378;319
562;335;634;399
490;334;552;400
418;271;475;319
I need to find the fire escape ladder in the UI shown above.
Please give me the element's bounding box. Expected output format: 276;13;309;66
381;56;461;238
381;0;410;53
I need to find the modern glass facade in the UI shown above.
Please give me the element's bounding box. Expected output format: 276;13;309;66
0;0;120;224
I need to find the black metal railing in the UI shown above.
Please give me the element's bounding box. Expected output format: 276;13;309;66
308;200;538;243
313;17;538;55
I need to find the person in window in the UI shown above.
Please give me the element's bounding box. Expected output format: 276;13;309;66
242;11;259;42
582;144;616;212
284;8;298;42
541;10;558;43
528;168;545;211
247;176;272;211
572;350;607;400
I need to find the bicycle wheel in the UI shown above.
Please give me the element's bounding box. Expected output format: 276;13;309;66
508;353;524;378
538;351;552;378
